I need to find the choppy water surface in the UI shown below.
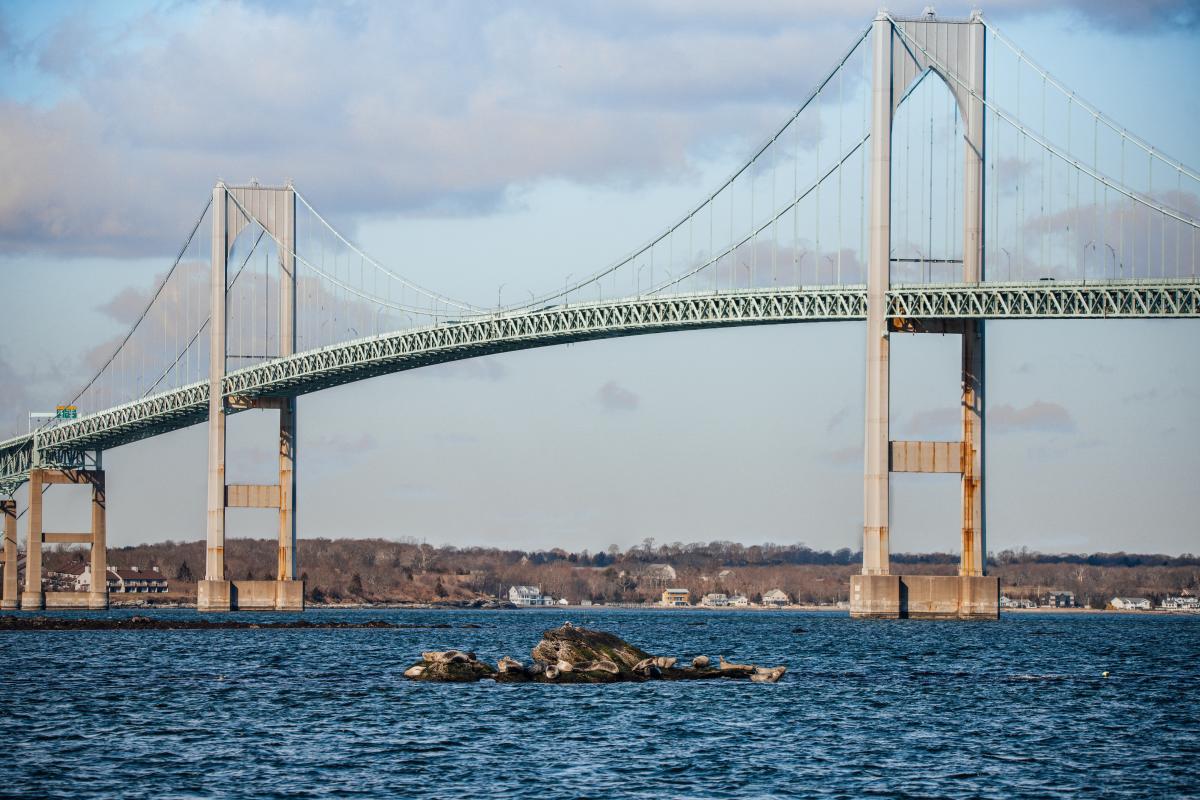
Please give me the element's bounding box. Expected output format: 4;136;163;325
1;609;1198;798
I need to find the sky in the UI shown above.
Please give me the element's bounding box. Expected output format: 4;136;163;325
0;0;1197;557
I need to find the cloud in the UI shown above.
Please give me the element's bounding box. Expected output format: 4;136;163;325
828;445;860;465
1;0;1188;258
310;431;379;455
990;401;1076;433
430;432;480;446
826;403;850;432
903;406;961;438
597;380;639;412
419;357;507;382
901;400;1075;438
96;285;154;325
0;348;74;435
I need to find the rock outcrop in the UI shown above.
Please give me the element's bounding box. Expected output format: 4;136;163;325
404;623;786;684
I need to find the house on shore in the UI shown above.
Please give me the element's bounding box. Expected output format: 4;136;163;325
762;589;790;607
1110;596;1151;610
700;593;728;608
661;588;690;607
508;585;552;606
1041;590;1076;608
1160;596;1200;610
728;595;750;607
75;565;169;594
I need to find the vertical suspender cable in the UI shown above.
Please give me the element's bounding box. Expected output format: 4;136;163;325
815;87;822;283
837;63;843;284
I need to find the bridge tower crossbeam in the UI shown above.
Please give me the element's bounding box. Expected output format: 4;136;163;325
196;183;303;612
851;11;1000;619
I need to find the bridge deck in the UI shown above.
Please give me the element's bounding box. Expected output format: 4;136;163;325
3;279;1197;494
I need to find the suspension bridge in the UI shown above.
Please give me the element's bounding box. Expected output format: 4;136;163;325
1;11;1197;616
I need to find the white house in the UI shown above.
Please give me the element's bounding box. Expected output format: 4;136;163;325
640;563;677;585
508;585;550;606
762;589;790;607
1159;596;1199;610
75;565;168;594
1111;596;1151;610
728;595;750;607
700;593;729;608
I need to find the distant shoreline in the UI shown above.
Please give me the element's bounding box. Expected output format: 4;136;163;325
16;599;1198;616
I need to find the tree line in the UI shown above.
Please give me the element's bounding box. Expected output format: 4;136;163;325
35;537;1200;607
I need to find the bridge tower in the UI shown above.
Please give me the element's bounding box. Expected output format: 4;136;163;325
197;183;303;612
851;10;999;618
14;463;108;610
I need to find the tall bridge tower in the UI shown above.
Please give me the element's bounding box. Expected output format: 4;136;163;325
197;183;303;612
851;11;999;618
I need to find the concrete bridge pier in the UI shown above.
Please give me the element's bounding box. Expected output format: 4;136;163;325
198;182;303;612
1;499;17;609
17;467;108;611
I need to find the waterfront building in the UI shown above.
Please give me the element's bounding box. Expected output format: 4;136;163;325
661;588;690;606
508;585;551;606
74;565;168;594
44;569;82;591
728;595;750;607
1041;590;1076;608
1000;595;1037;609
762;589;790;607
1160;596;1200;610
1110;597;1151;610
700;593;728;607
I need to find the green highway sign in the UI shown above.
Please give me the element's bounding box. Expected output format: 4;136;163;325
55;406;77;420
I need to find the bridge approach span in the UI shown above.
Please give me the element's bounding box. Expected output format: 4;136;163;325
1;277;1196;496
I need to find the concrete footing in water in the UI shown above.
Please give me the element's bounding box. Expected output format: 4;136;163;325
850;574;999;619
198;579;304;612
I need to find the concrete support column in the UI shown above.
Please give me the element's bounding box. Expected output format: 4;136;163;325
206;183;228;583
89;471;108;609
862;13;893;576
961;324;984;576
201;183;231;611
278;398;296;582
21;469;44;609
960;13;986;577
1;499;17;609
277;186;298;587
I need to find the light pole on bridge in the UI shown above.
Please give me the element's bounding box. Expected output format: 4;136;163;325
1105;244;1120;280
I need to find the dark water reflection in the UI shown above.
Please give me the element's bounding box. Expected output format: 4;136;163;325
1;608;1198;798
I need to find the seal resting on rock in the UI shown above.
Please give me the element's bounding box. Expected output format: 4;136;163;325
404;624;787;685
404;650;495;682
